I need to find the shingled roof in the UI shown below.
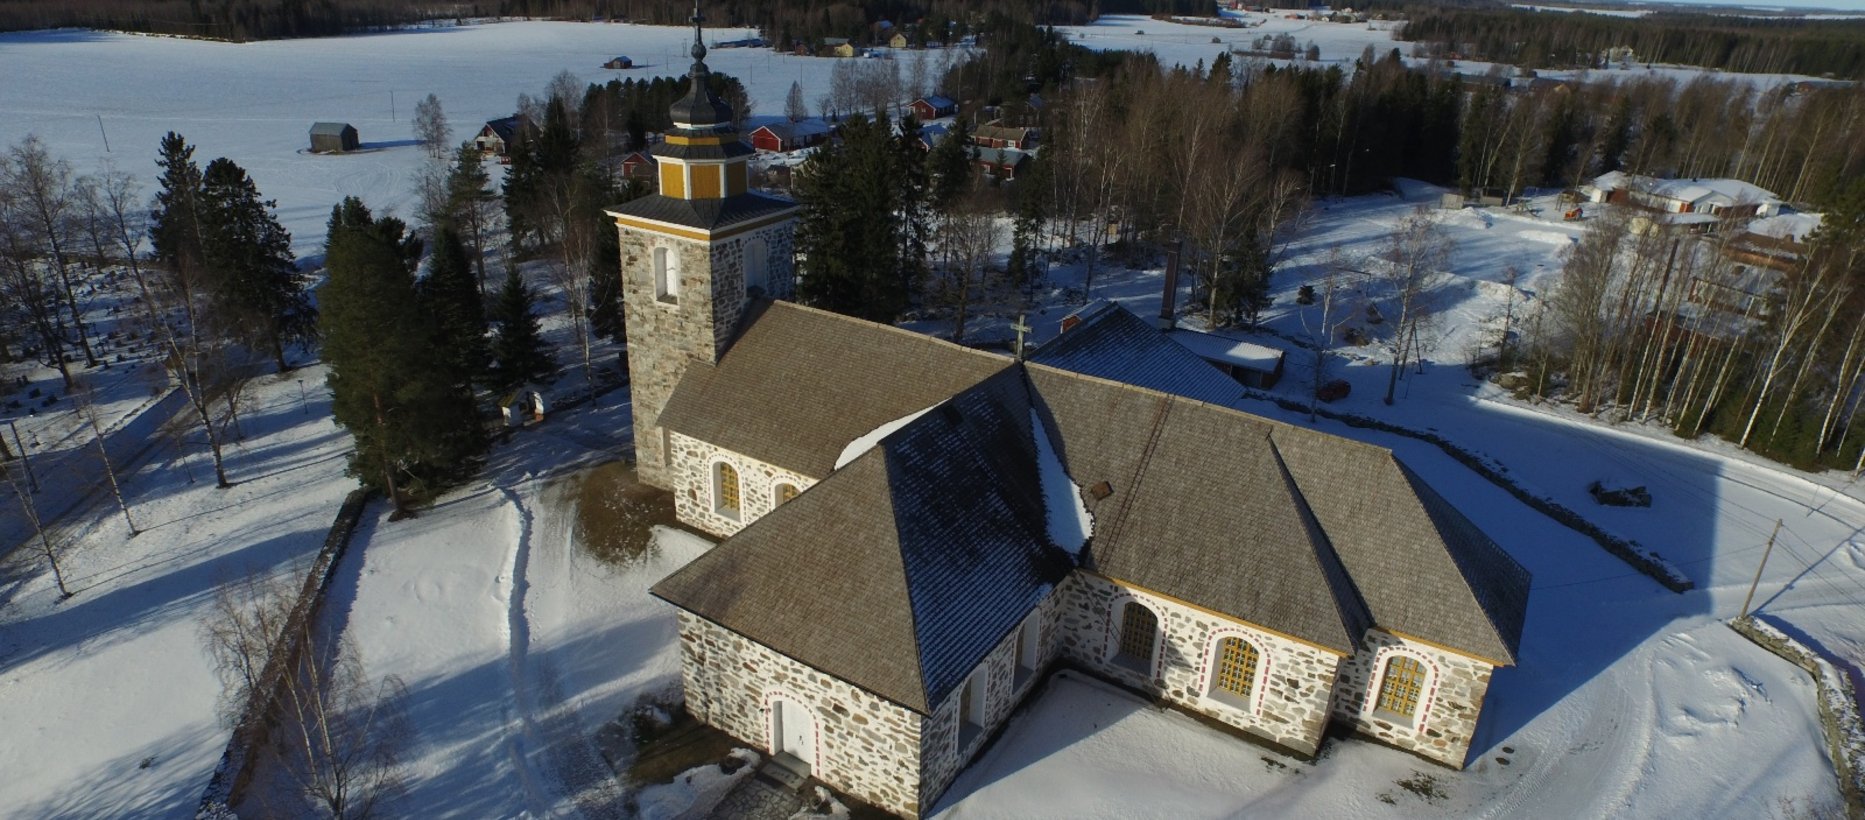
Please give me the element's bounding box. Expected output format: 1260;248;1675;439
657;301;1011;478
1026;366;1371;654
654;312;1530;695
652;368;1069;713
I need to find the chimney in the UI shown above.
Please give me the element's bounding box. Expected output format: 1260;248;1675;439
1158;247;1181;331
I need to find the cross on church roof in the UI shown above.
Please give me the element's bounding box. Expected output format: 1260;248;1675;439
1012;314;1032;360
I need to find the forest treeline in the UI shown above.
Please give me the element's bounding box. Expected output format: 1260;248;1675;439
1397;7;1865;79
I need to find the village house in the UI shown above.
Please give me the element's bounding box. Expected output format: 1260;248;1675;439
1582;172;1783;220
908;94;958;121
909;95;959;121
603;55;633;69
474;114;529;158
612;20;1530;820
976;146;1029;181
749;119;835;153
972;122;1037;150
889;31;911;49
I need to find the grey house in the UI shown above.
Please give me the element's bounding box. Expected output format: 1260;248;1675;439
309;122;359;153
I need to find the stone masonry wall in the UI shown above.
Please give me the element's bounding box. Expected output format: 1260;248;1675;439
675;611;923;815
619;227;731;488
1328;629;1494;768
666;433;816;538
919;600;1057;811
616;215;794;488
1052;573;1342;756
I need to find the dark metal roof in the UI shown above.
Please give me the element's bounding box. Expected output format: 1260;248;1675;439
606;191;796;232
309;122;354;135
651;139;755;161
1032;301;1241;406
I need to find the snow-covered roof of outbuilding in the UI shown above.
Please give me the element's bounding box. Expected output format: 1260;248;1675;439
1167;329;1285;373
1748;212;1822;243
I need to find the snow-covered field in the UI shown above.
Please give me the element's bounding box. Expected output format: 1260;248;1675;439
0;22;874;257
4;19;1864;820
1057;12;1846;88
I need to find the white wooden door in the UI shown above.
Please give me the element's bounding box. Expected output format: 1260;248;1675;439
774;699;815;767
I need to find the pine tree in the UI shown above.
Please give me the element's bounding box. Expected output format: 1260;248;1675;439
198;157;315;372
419;226;490;391
489;267;556;394
321;197;484;514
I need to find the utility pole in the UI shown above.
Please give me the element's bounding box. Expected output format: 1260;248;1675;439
1739;519;1783;619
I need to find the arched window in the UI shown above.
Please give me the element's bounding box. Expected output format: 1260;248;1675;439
1376;655;1427;719
774;482;799;505
1115;601;1158;669
654;246;679;303
713;461;741;519
1210;637;1260;702
744;237;769;295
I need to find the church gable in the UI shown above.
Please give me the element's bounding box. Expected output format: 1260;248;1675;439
656;300;1012;478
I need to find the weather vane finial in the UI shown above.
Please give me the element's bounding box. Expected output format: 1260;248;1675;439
690;0;706;64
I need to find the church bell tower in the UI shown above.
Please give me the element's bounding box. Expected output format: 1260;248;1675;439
607;3;798;488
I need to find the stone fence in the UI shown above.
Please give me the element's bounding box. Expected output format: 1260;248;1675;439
194;488;373;819
1729;616;1865;818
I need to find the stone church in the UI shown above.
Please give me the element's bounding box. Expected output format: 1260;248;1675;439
610;22;1531;818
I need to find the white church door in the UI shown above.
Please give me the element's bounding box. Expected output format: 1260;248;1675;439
772;698;816;770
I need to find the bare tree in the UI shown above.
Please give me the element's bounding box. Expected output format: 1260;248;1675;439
74;379;137;535
941;198;1002;343
411;93;451;163
3;456;69;598
6;135;98;369
1377;211;1453;405
0;182;75;388
201;572;411;819
85;165;234;487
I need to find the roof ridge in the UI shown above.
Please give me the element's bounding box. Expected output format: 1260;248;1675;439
864;445;931;708
1024;360;1399;461
770;301;1014;365
1265;433;1371;649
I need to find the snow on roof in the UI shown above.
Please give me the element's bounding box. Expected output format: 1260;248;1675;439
1031;408;1091;557
1748;212;1823;242
1591;172;1780;206
1168;330;1285;372
836;403;938;469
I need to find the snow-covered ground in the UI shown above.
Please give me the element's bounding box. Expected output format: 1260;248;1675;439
4;19;1864;820
0;367;355;817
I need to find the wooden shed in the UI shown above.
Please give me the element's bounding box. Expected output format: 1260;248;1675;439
309;122;359;153
603;55;633;69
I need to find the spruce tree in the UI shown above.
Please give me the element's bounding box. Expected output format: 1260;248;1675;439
150;132;205;279
198;157;315;372
321;197;484;514
794;113;907;322
489;267;556;395
444;143;496;294
419;227;490;391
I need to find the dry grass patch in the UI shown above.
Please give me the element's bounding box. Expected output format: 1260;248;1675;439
572;460;677;566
